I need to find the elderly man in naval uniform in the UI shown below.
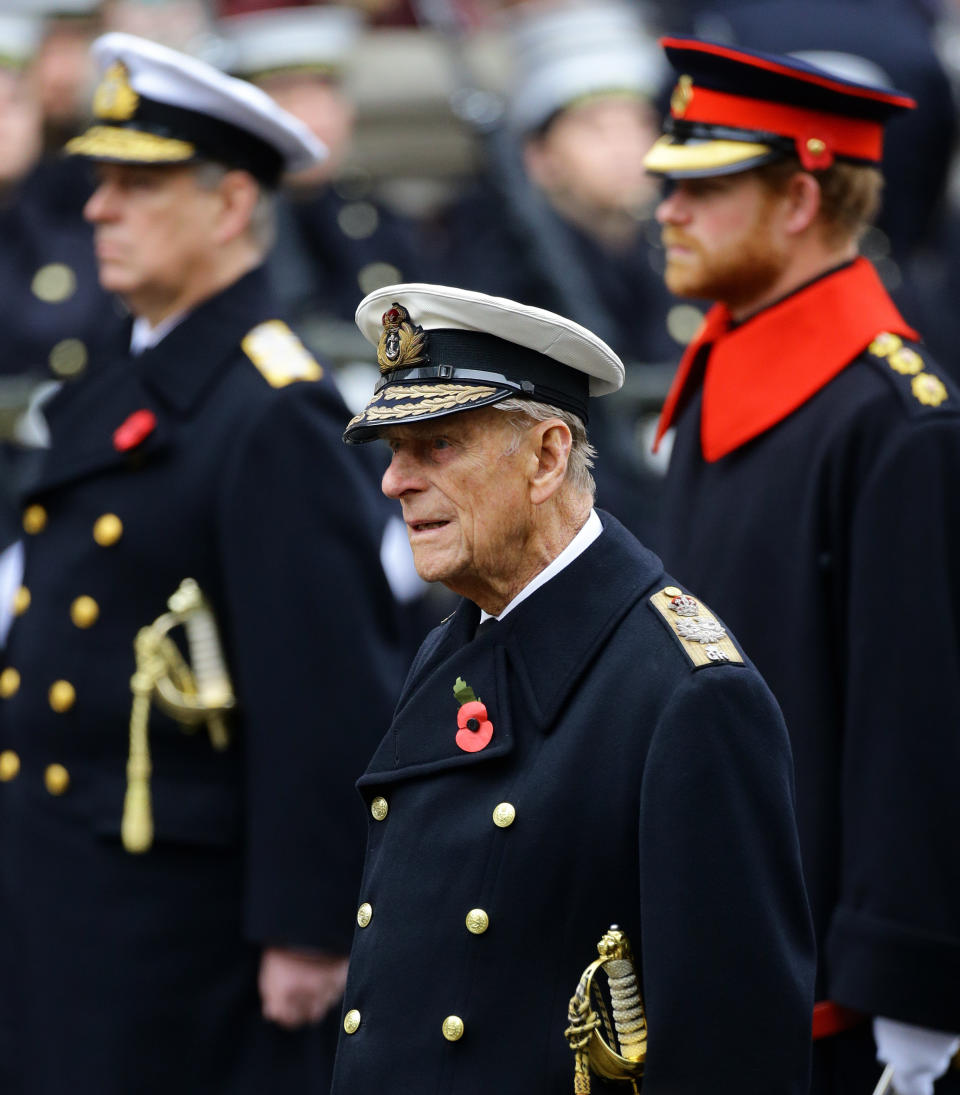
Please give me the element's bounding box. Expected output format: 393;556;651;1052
326;281;816;1094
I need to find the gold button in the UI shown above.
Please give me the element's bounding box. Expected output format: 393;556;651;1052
0;750;19;781
93;514;123;546
44;763;70;795
22;505;47;535
343;1009;361;1034
869;332;902;358
357;261;401;297
0;668;20;698
32;263;76;303
465;908;489;935
13;587;30;616
49;338;88;379
357;902;373;928
442;1015;465;1042
370;795;388;821
49;680;75;713
666;304;704;346
492;802;515;828
806;138;826;155
70;596;100;629
663;586;683;598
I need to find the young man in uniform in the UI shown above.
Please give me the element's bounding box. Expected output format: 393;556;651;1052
647;37;960;1095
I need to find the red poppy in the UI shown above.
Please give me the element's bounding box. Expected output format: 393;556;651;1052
456;699;493;753
113;409;157;452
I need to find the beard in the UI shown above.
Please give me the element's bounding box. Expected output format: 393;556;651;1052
662;205;790;313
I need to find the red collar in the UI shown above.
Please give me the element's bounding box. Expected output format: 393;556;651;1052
654;258;917;462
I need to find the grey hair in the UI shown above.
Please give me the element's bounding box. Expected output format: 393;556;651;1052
192;161;276;253
493;398;597;498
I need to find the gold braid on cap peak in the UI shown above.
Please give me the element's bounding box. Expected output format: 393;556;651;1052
377;304;426;374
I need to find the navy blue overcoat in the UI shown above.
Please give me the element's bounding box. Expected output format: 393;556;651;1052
0;265;405;1094
331;513;815;1095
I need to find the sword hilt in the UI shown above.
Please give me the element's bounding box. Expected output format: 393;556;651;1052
565;925;646;1093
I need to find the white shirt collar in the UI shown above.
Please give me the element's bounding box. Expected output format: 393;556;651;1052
130;310;188;355
479;508;603;624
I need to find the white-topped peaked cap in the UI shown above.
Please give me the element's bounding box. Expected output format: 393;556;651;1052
219;5;362;79
0;14;41;67
344;283;625;443
65;32;326;184
505;0;666;133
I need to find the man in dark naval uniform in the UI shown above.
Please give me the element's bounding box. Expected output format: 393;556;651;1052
0;32;405;1095
646;38;960;1095
329;282;815;1093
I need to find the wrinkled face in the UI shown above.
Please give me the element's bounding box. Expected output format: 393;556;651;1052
526;96;660;215
655;170;790;311
83;162;222;315
380;407;535;604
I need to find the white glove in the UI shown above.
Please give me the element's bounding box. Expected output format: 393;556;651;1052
874;1017;960;1095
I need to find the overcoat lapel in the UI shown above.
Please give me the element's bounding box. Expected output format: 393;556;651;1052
360;513;664;786
25;360;169;498
23;266;271;500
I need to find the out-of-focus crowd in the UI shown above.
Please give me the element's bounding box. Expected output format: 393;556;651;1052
4;0;959;544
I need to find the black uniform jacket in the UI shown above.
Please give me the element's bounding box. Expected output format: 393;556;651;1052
0;266;405;1094
331;512;815;1095
655;259;960;1085
0;158;124;379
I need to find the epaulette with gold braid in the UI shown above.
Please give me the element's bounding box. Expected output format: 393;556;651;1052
649;586;743;668
241;320;323;388
866;331;951;411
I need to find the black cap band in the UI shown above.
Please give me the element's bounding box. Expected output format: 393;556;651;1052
109;93;284;185
377;329;591;422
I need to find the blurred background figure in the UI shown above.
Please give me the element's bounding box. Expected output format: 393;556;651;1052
101;0;213;49
220;2;445;641
25;0;102;154
218;4;435;361
0;9;121;401
429;0;688;541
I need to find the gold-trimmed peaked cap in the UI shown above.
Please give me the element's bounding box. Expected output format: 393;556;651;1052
644;36;915;179
344;284;625;444
65;32;325;186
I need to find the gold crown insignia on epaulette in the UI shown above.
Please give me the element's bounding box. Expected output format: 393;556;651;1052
241;320;323;388
868;331;949;408
650;587;743;667
377;303;426;374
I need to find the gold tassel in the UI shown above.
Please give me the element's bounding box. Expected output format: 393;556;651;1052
121;671;155;853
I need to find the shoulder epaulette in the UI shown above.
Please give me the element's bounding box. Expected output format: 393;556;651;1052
865;331;953;414
649;586;743;668
241;320;323;388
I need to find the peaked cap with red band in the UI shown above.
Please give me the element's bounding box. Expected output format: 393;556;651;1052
644;36;915;177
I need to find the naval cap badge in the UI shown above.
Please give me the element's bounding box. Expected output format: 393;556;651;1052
377;302;426;374
93;62;139;122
